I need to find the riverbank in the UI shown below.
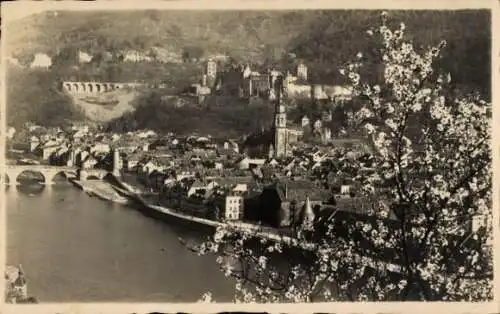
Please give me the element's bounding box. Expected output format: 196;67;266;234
112;173;405;275
71;179;129;204
112;174;309;245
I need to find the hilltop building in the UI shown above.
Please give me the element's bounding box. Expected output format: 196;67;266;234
296;62;308;81
30;53;52;69
78;51;93;63
206;59;217;78
197;59;352;103
201;59;218;89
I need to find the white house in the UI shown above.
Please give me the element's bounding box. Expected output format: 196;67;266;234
142;160;162;175
127;158;140;170
236;157;266;170
110;134;121;142
313;119;323;130
341;185;351;195
72;124;89;133
243;65;252;79
30;53;52;69
177;172;195;181
123;50;153;63
301;116;310;128
29;136;40;152
90;143;111;155
187;181;207;197
232;183;248;194
223;195;244;220
78;51;93;63
268;158;280;167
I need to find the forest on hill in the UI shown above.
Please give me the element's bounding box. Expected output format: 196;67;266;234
6;9;491;133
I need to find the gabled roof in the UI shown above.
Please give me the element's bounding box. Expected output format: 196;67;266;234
189;180;206;189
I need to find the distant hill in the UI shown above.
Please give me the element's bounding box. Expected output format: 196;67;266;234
7;10;490;88
5;9;491;132
6;10;321;63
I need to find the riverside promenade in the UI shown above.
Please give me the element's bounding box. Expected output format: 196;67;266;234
71;179;129;204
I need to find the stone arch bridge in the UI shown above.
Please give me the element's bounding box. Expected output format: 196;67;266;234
62;81;146;94
2;166;115;185
2;165;78;186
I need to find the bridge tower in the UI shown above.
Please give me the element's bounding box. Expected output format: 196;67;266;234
67;149;76;167
112;149;122;177
78;169;88;181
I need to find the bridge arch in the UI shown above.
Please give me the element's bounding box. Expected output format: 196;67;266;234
88;83;93;93
5;166;78;186
16;170;46;185
1;173;11;185
47;170;68;183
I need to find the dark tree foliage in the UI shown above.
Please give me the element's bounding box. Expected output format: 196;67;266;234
182;45;204;62
6;67;85;128
106;92;274;137
290;10;490;99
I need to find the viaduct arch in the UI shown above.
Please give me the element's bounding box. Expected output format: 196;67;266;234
62;81;129;94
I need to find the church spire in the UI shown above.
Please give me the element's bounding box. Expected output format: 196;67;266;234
272;75;287;158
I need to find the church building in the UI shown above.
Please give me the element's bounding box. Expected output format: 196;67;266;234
242;79;302;158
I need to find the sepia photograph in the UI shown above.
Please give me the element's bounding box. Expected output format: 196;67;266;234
0;0;497;311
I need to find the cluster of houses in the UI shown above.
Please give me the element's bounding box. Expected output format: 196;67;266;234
7;48;230;71
8;119;489;247
9;123;155;171
125;132;376;228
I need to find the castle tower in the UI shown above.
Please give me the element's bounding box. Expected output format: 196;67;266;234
297;63;308;81
273;88;288;158
206;59;217;79
112;149;122;177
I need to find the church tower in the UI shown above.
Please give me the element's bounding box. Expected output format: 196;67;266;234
273;85;288;158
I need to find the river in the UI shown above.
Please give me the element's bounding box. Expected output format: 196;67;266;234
5;180;236;302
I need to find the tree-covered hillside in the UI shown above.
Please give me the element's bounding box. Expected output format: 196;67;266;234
289;10;490;96
6;9;491;132
6;66;86;128
106;92;274;138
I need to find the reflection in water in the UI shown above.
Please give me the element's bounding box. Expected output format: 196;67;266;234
6;181;235;302
16;171;46;185
15;183;46;195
